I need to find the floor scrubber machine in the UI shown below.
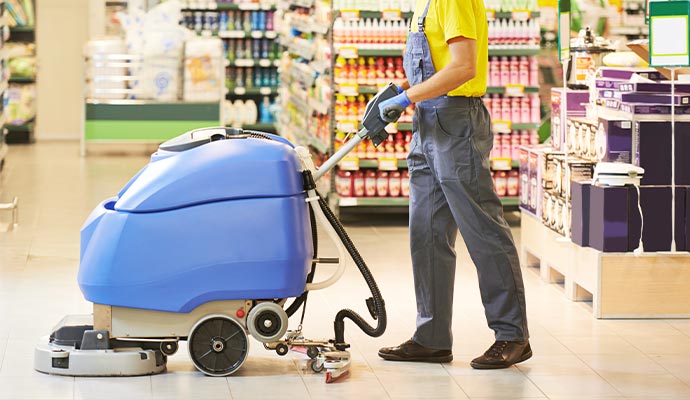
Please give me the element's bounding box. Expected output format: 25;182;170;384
34;84;403;382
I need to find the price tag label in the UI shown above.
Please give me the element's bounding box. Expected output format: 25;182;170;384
259;87;272;95
486;9;496;20
505;83;526;97
339;83;359;96
491;158;513;171
339;46;358;59
378;158;399;171
511;9;531;20
385;123;398;133
258;59;271;67
234;87;247;95
340;197;358;206
238;3;260;10
382;9;402;20
338;120;358;133
339;157;360;170
339;10;360;19
493;120;512;133
250;31;263;39
235;59;254;67
265;31;277;39
220;30;246;38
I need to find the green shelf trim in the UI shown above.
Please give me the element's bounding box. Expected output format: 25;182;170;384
491;11;541;19
353;49;404;57
488;48;541;56
86;102;219;122
335;10;415;19
183;4;276;11
485;86;540;94
500;197;520;207
339;197;410;207
85;120;219;141
511;122;540;130
357;159;407;168
9;26;34;33
397;123;412;131
5;122;34;131
9;76;35;83
240;123;277;131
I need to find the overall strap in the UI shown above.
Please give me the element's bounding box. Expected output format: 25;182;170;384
417;0;433;32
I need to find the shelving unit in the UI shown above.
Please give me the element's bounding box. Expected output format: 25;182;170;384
5;0;36;144
0;2;9;169
182;1;281;132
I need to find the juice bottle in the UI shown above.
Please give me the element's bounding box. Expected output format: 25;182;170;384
365;170;378;196
376;171;390;197
389;171;402;197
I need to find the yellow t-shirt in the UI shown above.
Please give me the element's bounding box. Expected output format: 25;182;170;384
411;0;488;97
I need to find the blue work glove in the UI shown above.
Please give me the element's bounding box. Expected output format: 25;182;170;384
378;91;411;123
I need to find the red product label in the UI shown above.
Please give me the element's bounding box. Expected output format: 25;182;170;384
389;172;401;197
376;172;389;197
353;172;365;197
401;171;410;197
365;171;377;197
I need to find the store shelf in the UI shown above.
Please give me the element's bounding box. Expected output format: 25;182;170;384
182;3;277;11
488;48;540;56
487;10;541;20
338;48;404;58
339;196;521;207
9;25;34;33
240;123;277;131
225;59;280;67
5;122;34;131
5;122;35;144
356;159;408;169
218;30;278;39
486;85;539;94
9;76;35;83
335;10;414;19
500;196;520;207
226;86;278;96
397;123;412;131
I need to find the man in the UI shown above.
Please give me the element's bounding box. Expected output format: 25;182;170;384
377;0;531;369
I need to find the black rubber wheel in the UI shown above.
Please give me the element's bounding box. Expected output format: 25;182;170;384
188;315;249;377
307;346;319;359
160;341;178;356
309;359;324;373
275;343;289;356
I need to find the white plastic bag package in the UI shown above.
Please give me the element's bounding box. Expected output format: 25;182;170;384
183;37;223;101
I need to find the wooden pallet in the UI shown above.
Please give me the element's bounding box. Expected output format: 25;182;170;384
520;212;690;318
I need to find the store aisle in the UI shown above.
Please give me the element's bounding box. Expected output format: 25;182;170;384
1;142;690;400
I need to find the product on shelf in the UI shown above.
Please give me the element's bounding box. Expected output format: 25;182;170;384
483;0;539;12
333;0;415;11
182;9;276;34
489;130;539;160
484;93;540;123
7;83;36;125
183;37;224;101
334;56;405;87
487;56;538;87
333;18;408;49
488;19;540;49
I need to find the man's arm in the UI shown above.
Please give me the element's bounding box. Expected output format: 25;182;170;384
406;36;477;103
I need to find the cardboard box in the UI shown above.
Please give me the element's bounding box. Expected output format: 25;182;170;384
614;81;690;93
571;180;591;247
619;103;690;115
598;67;665;80
620;92;690;106
628;186;688;252
589;185;631;252
551;89;590;151
596;117;633;163
633;120;690;185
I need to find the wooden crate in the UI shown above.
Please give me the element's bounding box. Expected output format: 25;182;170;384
520;212;690;318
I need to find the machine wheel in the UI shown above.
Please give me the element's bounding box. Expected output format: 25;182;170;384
160;341;179;356
188;315;249;377
275;343;289;356
307;346;319;360
309;359;324;373
246;302;289;343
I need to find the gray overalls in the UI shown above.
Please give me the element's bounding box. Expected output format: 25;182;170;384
405;0;529;350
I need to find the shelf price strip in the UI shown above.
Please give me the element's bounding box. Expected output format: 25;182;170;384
491;158;513;171
504;83;526;97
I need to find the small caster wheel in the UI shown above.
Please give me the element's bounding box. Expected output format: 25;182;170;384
161;341;178;356
306;346;319;360
309;359;324;373
276;343;289;356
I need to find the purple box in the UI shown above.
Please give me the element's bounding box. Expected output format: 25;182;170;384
596;78;627;89
620;92;690;106
599;68;664;80
596;117;633;163
614;81;690;93
589;185;631;252
618;103;690;115
552;88;590;150
519;147;530;212
571;180;591;247
627;186;687;252
633;121;690;185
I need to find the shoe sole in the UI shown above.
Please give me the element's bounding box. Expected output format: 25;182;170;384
378;351;453;363
469;349;533;370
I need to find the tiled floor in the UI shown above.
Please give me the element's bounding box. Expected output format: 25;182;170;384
1;142;690;399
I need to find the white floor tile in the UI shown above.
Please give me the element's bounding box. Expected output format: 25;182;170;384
452;373;545;398
75;376;152;400
577;353;668;377
376;372;469;399
0;375;74;400
152;372;232;400
526;374;621;398
555;335;642;355
515;354;596;376
602;373;690;399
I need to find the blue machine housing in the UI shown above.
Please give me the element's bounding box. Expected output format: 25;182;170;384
78;136;313;313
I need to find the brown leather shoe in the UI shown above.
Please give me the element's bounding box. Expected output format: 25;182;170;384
378;339;453;363
470;340;532;369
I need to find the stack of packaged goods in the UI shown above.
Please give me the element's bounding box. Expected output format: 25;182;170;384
520;67;690;252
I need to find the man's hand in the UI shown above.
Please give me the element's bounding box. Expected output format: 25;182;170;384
378;91;412;123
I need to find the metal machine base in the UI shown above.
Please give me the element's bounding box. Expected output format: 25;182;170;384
34;339;166;377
